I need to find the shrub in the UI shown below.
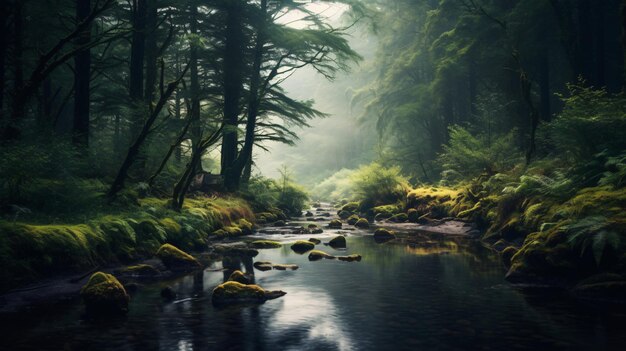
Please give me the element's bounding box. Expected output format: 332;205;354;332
349;163;410;210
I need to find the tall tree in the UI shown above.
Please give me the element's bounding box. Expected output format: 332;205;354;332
73;0;92;146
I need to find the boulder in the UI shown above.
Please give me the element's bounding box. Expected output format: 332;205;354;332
118;264;160;278
211;281;286;305
228;270;252;284
328;219;343;229
273;264;299;271
250;240;282;249
253;261;274;271
308;238;321;244
347;215;360;225
328;235;347;248
337;254;362;262
274;220;286;227
291;240;315;253
355;218;370;229
389;213;408;223
308;250;335;261
407;208;420;222
373;228;396;240
305;211;314;217
156;244;202;271
80;272;130;316
338;210;351;219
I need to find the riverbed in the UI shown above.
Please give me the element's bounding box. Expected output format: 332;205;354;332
2;207;626;351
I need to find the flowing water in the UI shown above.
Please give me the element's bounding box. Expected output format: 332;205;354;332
2;211;626;351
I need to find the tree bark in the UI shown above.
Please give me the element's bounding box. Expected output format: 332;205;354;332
144;0;158;104
220;2;245;191
622;0;626;88
129;0;146;135
73;0;92;147
188;0;203;171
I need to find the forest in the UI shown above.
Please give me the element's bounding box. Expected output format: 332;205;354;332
1;0;626;350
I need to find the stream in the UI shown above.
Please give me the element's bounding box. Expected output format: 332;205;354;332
2;205;626;351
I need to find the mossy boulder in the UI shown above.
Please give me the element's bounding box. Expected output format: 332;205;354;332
211;281;286;305
156;244;201;271
407;208;420;222
250;240;282;249
328;219;343;229
273;264;299;271
305;211;314;217
237;219;254;235
308;238;321;244
308;250;335;261
501;246;518;268
308;224;324;234
374;228;396;240
80;272;130;316
328;235;347;248
337;254;362;262
228;270;252;284
274;220;286;227
253;261;273;271
340;202;360;213
354;218;370;228
372;205;400;219
291;240;315;253
389;213;408;223
338;210;352;219
347;215;360;225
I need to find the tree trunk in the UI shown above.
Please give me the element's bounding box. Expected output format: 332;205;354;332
539;50;551;122
0;1;8;114
144;0;158;104
622;0;626;88
129;0;146;136
73;0;92;147
230;0;268;191
188;1;203;171
220;3;245;192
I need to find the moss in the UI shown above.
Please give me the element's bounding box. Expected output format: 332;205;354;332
407;208;420;222
389;213;408;223
80;272;129;315
155;244;201;271
328;235;347;248
290;240;315;253
159;218;182;236
213;226;243;238
237;219;254;235
338;210;352;219
228;270;251;284
337;254;362;262
501;246;518;268
253;261;273;271
308;250;335;261
355;218;370;228
374;228;395;239
256;212;278;223
250;240;282;249
328;219;342;229
340;202;360;213
211;281;286;305
347;214;360;225
372;204;400;219
273;264;298;271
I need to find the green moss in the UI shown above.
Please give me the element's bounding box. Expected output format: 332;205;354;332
119;264;160;277
250;240;283;249
338;210;352;219
407;208;420;222
354;218;370;228
337;254;362;262
340;202;360;213
308;238;321;244
347;214;360;225
328;219;342;229
155;244;201;271
389;213;408;223
372;205;400;219
228;270;251;284
237;219;254;235
80;272;129;315
290;240;315;254
308;250;335;261
373;228;396;239
211;281;286;305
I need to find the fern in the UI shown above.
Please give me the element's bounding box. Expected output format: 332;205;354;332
565;216;623;267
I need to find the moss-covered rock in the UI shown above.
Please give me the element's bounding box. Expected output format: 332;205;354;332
374;228;396;240
389;213;408;223
328;219;342;229
228;270;252;284
274;220;286;227
407;208;420;222
337;254;362;262
305;211;314;217
273;264;299;271
291;240;315;254
308;238;321;244
237;219;254;235
253;261;273;271
354;218;370;228
372;205;400;219
214;245;259;257
80;272;129;316
338;210;352;219
328;235;347;248
156;244;201;271
308;250;335;261
347;215;360;225
340;202;360;214
211;281;286;305
250;240;282;249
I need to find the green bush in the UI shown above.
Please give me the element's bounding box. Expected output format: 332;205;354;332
349;163;410;210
